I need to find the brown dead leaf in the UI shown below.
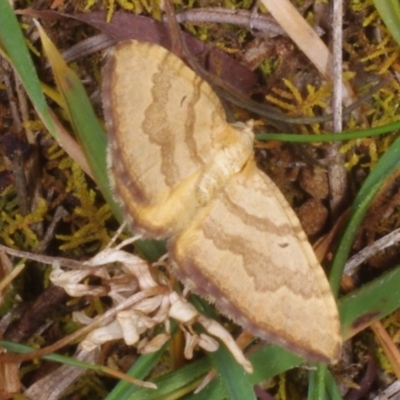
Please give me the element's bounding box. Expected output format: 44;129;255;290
20;10;257;93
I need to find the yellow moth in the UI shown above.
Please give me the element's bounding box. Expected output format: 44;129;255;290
102;40;341;363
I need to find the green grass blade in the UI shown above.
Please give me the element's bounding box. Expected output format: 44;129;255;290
105;346;168;400
106;323;179;399
185;345;302;400
307;364;327;400
374;0;400;47
181;347;256;400
339;263;400;339
325;369;344;400
36;23;117;218
308;367;343;400
0;341;101;372
329;133;400;295
122;357;213;399
0;0;57;137
248;344;302;382
188;296;256;399
257;121;400;142
207;344;256;400
311;133;398;393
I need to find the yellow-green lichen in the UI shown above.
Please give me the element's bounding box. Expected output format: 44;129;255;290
56;163;113;252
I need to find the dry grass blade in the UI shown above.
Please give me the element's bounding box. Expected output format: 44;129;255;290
371;322;400;381
260;0;332;77
0;347;20;398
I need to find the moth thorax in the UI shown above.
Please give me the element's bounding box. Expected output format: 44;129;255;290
195;123;254;207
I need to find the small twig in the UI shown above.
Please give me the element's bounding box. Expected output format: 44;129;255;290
163;0;185;57
24;349;99;399
12;149;30;215
105;221;127;249
172;8;285;37
1;62;22;131
344;354;376;400
344;227;400;276
327;0;348;219
0;243;83;269
36;206;69;253
15;75;44;237
115;233;142;250
332;0;343;133
15;77;35;145
0;257;25;293
371;380;400;400
1;62;31;215
49;33;115;67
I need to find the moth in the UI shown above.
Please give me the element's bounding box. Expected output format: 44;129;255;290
102;40;341;363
